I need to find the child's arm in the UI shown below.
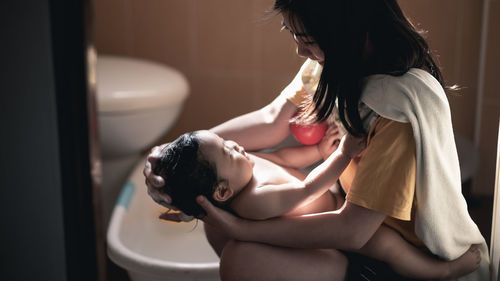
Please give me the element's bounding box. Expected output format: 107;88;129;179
234;134;365;220
253;125;340;169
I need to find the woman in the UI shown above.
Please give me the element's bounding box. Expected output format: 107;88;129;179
144;0;488;280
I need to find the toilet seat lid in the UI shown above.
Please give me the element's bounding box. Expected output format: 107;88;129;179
96;56;189;113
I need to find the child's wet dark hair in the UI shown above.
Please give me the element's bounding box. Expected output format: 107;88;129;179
153;132;224;218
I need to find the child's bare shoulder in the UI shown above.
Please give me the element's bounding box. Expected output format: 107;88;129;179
229;153;306;219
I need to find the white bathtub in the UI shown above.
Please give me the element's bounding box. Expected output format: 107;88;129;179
107;158;221;281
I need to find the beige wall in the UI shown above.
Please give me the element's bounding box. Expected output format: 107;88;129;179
400;0;483;138
477;0;500;195
94;0;499;195
94;0;303;141
398;0;500;195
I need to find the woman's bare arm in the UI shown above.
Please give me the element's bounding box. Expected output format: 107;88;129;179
198;195;386;251
253;125;340;169
210;96;298;151
210;63;306;150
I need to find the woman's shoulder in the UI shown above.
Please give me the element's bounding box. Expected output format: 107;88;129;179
364;68;441;93
361;68;449;123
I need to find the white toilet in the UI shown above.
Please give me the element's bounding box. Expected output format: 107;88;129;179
96;55;189;231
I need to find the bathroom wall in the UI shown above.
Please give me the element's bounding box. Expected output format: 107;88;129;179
398;0;500;195
400;0;483;138
94;0;303;138
94;0;499;195
476;0;500;195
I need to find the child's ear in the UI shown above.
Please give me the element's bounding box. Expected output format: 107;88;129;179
213;181;234;203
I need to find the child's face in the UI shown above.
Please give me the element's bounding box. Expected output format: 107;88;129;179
197;130;255;195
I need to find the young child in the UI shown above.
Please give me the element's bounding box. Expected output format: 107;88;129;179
151;127;347;220
149;130;480;280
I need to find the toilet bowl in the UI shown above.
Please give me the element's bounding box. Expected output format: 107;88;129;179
107;157;220;281
96;55;189;230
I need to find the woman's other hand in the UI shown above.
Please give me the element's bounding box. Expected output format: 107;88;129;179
317;124;341;159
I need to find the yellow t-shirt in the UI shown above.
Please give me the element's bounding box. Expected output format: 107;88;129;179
286;86;309;108
341;117;425;248
284;60;424;248
282;59;320;108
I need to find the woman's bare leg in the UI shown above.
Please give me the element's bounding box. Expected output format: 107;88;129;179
358;225;481;280
220;240;348;281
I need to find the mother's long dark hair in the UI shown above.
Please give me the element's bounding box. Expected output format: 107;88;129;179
274;0;444;135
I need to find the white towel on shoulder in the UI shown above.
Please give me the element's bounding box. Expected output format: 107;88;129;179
361;68;489;281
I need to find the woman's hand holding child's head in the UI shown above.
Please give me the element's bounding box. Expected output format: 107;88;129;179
143;144;174;210
195;195;243;239
144;144;169;187
144;143;172;203
317;124;341;160
339;133;366;158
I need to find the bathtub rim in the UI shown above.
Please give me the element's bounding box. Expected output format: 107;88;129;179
106;182;220;277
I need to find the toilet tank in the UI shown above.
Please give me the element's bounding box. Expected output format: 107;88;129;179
96;56;189;158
